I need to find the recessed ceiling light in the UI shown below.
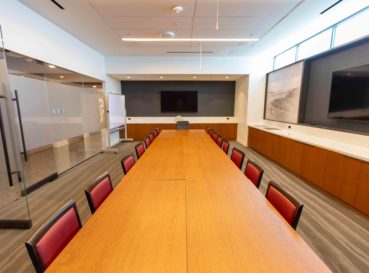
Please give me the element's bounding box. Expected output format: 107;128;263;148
122;38;259;42
60;75;64;79
160;76;164;79
93;85;97;88
48;64;56;69
172;5;184;14
193;76;197;79
160;31;175;38
225;76;229;79
126;76;131;79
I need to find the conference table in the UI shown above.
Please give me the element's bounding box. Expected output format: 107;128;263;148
46;130;331;273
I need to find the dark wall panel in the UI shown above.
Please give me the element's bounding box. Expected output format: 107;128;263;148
303;38;369;134
121;81;235;117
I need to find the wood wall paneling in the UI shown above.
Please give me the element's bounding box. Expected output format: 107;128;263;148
125;123;237;141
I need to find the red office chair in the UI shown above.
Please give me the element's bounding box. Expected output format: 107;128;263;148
208;128;214;135
212;132;218;142
216;136;223;147
148;133;154;143
144;137;151;149
244;160;264;188
222;140;230;154
135;143;146;159
265;181;304;229
25;200;82;273
121;154;136;175
152;129;158;138
85;172;113;214
230;147;245;169
154;128;160;135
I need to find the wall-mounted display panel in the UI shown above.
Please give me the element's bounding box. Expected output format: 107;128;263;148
264;61;304;124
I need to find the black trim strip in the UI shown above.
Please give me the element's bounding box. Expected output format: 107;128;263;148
0;219;32;229
50;0;65;10
13;90;28;161
21;172;58;196
320;0;343;15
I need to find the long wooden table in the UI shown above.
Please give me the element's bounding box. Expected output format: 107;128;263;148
46;130;331;273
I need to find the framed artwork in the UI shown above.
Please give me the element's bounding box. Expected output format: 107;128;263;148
264;61;304;123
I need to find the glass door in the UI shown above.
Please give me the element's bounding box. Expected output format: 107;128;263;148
0;26;31;229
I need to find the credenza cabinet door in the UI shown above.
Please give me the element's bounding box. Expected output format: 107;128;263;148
355;163;369;214
322;151;362;204
300;144;327;188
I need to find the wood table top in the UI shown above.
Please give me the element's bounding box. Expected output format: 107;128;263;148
46;130;331;273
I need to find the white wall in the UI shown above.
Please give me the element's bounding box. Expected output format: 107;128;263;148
106;56;252;75
0;1;105;80
246;0;369;149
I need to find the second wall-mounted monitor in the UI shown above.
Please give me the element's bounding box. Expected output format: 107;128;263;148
161;91;198;113
328;64;369;121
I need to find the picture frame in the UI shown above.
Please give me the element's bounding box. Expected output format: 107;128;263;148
264;61;305;124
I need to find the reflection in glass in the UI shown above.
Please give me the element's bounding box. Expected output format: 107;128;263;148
334;8;369;47
298;29;332;60
274;46;297;70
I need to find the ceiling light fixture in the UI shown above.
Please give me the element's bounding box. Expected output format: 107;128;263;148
48;64;56;68
160;76;164;79
92;85;97;88
172;5;184;14
225;76;229;79
160;31;175;38
126;76;131;79
122;38;259;42
193;76;197;79
60;75;64;79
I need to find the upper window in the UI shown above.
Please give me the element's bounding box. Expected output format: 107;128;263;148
298;29;332;60
334;8;369;47
274;46;297;70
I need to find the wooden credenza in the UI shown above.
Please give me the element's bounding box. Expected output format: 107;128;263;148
124;123;237;141
248;126;369;217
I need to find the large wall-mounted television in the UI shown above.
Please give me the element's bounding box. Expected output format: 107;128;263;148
328;64;369;121
161;91;198;113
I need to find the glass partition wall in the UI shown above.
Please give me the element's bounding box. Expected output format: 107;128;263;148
0;26;31;228
1;40;106;228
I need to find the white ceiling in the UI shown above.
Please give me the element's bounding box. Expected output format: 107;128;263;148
19;0;303;56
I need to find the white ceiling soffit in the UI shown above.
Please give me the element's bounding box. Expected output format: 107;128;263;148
114;74;247;81
19;0;303;56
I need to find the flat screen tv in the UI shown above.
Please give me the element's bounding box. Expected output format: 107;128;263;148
328;64;369;121
161;91;198;113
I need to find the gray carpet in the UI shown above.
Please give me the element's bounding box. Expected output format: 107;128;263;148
0;139;368;273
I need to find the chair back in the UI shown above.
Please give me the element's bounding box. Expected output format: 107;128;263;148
148;133;154;143
152;130;158;138
144;137;151;148
135;143;145;159
222;140;230;154
121;154;136;174
265;181;304;229
85;172;113;214
245;160;264;188
154;128;160;135
212;132;218;142
230;147;245;169
208;128;214;135
25;201;82;273
216;136;223;147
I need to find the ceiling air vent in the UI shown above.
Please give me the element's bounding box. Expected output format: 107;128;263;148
50;0;65;10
